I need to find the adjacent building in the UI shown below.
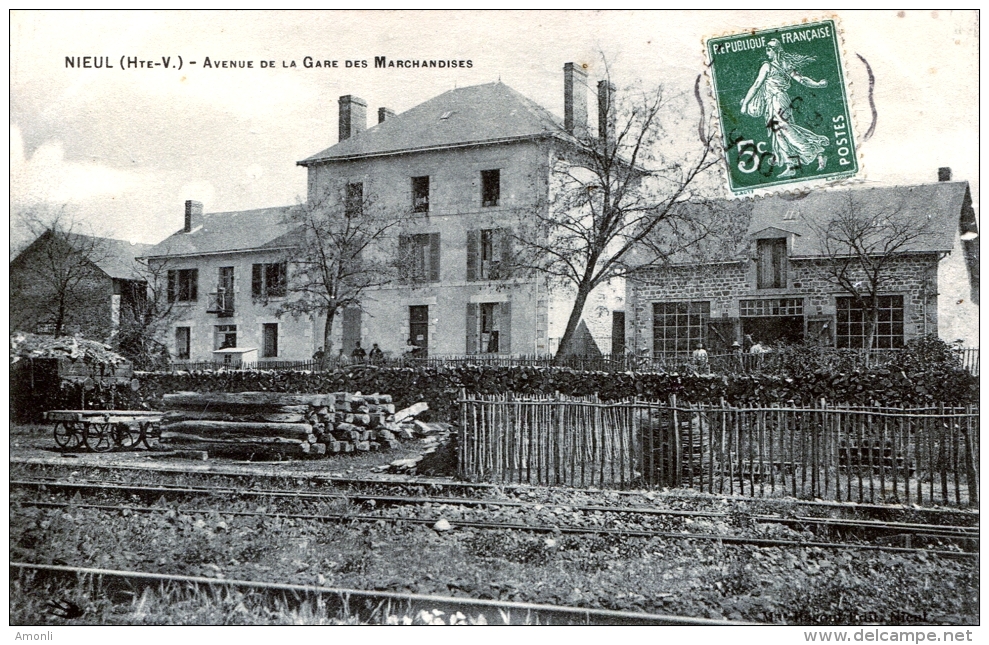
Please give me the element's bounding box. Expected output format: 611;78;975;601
10;229;151;340
625;172;979;356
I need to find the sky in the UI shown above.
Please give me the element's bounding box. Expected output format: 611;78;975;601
9;10;980;249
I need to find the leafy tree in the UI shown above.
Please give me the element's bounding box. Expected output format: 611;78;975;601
277;185;407;369
513;67;722;362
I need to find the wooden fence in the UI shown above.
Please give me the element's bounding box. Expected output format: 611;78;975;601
458;394;980;507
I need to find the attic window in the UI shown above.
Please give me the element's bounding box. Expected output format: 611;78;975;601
439;111;454;120
783;209;798;221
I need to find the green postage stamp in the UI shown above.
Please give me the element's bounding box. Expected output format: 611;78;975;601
706;19;859;196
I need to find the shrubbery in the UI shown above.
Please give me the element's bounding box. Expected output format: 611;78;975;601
12;336;975;422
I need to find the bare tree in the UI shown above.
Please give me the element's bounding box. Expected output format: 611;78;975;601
513;67;721;361
277;185;407;369
10;205;114;338
116;250;182;370
807;191;935;350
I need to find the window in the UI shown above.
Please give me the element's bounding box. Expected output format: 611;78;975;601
481;169;500;207
740;298;805;346
466;301;512;354
214;325;237;350
345;182;363;218
167;268;198;302
611;311;626;356
412;176;430;212
175;327;191;360
740;298;804;317
836;295;905;349
652;301;709;355
399;233;440;282
756;238;787;289
467;228;512;281
262;323;278;358
252;262;287;298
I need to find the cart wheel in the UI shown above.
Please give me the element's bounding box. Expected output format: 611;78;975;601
140;422;161;449
114;422;142;449
83;423;113;453
53;421;82;450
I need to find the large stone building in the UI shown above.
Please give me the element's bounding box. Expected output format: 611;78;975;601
146;65;621;363
625;173;979;356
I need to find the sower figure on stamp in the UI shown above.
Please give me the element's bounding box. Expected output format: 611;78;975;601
740;38;830;178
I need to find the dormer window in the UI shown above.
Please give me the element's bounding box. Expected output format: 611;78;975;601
756;238;787;289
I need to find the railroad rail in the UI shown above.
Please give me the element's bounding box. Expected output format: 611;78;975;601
12;459;979;524
12;481;978;556
12;476;981;537
11;562;752;626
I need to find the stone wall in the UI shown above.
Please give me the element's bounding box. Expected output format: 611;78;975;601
626;253;940;353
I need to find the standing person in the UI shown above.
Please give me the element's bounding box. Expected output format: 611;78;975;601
691;342;709;373
740;38;830;178
368;342;384;365
350;341;367;364
336;348;350;367
743;334;755;353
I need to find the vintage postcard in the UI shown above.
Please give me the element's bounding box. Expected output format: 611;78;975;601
8;10;980;634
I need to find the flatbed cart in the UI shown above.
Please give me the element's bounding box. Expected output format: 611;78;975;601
45;410;164;452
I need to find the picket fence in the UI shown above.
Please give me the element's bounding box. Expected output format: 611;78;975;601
458;393;980;507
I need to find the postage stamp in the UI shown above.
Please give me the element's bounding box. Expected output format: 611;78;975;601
706;18;859;196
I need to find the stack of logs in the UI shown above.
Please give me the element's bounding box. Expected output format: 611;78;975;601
158;391;410;459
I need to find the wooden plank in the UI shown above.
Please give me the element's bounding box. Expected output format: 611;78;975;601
160;421;313;441
162;392;331;409
159;431;309;445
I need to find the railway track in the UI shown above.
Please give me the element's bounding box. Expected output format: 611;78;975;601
12;478;978;556
11;562;752;626
13;459;978;526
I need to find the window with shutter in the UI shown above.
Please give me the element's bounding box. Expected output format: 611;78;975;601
168;269;198;302
262;323;278;358
429;233;440;281
465;303;478;354
175;327;191;360
756;238;787;289
499;301;511;354
251;263;287;298
466;230;479;281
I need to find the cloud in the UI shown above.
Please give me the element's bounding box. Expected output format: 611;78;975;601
10;123;148;206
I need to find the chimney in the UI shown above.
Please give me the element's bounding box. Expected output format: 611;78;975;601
338;95;368;141
598;80;616;149
938;167;952;182
184;200;203;233
563;62;588;138
378;107;395;124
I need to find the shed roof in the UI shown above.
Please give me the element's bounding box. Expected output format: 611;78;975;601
299;82;565;165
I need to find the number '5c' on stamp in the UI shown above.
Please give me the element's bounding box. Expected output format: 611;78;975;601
706;19;858;195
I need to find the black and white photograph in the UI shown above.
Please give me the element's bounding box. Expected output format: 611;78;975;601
8;9;981;633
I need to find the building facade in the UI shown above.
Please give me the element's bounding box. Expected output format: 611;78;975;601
146;65;621;363
625;177;979;355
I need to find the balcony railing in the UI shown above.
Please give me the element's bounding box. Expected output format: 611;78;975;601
206;291;234;317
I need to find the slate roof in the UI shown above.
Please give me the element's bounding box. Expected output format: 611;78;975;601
142;205;302;258
644;181;973;267
299;82;565;165
30;232;153;280
748;181;969;257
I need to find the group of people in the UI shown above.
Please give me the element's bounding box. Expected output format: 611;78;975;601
690;335;772;373
313;341;386;366
313;338;426;367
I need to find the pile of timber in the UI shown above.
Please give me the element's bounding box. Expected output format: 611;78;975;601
157;391;416;459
